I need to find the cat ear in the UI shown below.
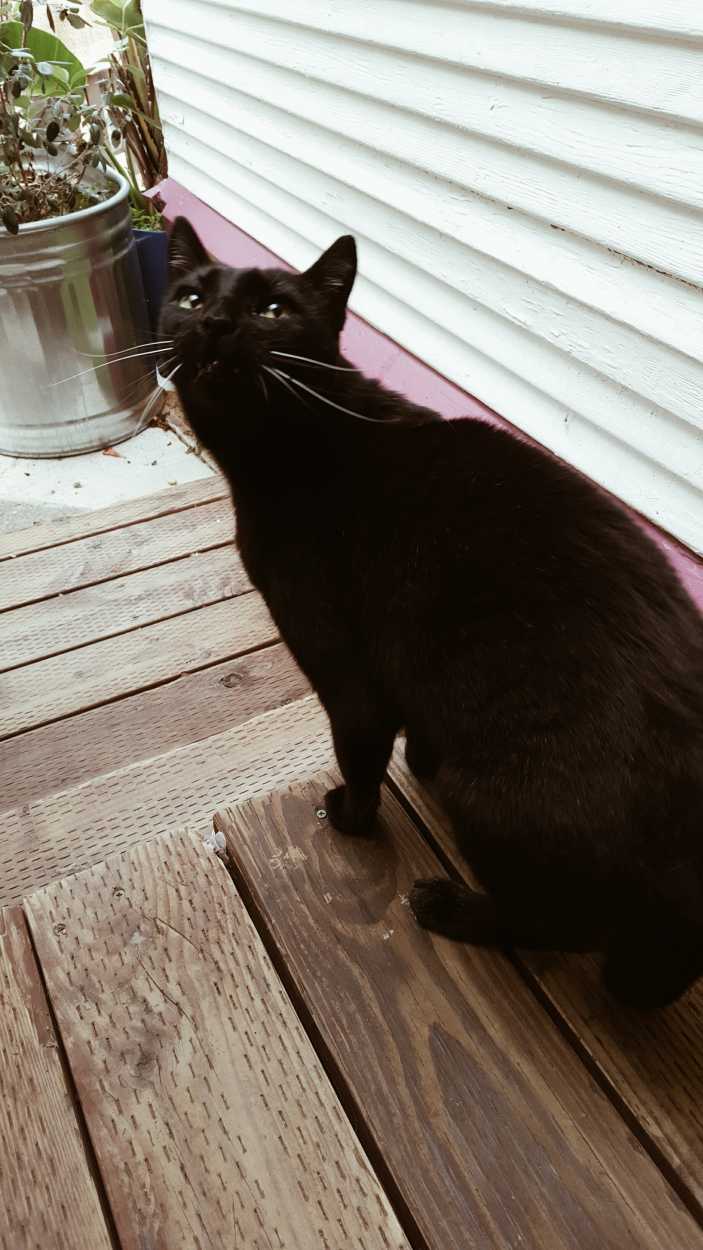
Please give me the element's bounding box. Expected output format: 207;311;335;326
302;235;357;327
168;217;209;277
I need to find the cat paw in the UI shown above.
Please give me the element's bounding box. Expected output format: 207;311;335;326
410;878;499;944
323;786;379;838
410;878;458;928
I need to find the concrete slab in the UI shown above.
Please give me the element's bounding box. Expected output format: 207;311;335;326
0;426;213;536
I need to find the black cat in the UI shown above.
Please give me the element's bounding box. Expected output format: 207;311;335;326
161;217;703;1009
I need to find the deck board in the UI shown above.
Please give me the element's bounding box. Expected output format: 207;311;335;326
24;831;410;1250
217;776;701;1250
0;696;332;908
2;477;702;1248
0;497;235;613
0;907;113;1250
533;954;703;1211
0;591;275;737
388;747;703;1222
0;474;228;560
0;544;249;672
0;642;309;812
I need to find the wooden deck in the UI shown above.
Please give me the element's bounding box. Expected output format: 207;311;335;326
2;476;703;1250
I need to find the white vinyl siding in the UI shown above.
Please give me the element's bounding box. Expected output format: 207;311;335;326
144;0;703;553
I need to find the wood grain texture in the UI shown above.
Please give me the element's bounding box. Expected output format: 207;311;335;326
0;642;309;812
0;473;227;561
0;695;332;907
0;591;275;737
0;544;249;672
0;907;113;1250
25;832;410;1250
0;497;235;613
216;775;701;1250
388;745;703;1221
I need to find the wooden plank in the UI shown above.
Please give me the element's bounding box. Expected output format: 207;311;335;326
0;473;228;561
216;776;702;1250
0;695;332;907
25;832;410;1250
0;544;249;672
0;497;235;613
0;906;113;1250
388;746;703;1222
0;591;275;738
533;955;703;1211
0;642;309;812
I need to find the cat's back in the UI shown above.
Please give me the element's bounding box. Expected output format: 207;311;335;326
370;415;701;662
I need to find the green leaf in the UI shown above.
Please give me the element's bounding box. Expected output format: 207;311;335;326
90;0;143;38
108;90;135;109
0;21;86;94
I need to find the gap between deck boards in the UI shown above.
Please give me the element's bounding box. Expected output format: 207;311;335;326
387;748;703;1230
215;778;702;1250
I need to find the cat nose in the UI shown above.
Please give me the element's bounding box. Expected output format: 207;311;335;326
203;312;230;337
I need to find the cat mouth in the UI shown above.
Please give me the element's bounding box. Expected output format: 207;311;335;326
196;358;239;382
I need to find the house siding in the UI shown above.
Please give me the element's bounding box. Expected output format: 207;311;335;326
144;0;703;552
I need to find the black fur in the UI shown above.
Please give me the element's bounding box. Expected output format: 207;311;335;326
162;218;703;1008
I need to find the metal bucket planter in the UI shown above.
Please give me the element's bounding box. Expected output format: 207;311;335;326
0;166;155;457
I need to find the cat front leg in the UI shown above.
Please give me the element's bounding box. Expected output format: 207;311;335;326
322;686;399;837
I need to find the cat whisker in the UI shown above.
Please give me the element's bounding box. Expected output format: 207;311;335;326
271;350;357;372
156;360;182;390
265;366;314;410
138;384;163;427
122;369;162;402
136;362;183;428
49;346;175;387
270;367;390;424
131;354;177;383
259;372;270;403
76;339;173;360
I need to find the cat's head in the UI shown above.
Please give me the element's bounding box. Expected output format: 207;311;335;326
159;217;357;409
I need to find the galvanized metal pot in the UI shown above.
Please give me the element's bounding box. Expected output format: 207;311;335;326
0;167;154;457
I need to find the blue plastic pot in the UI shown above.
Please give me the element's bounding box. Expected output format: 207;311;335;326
134;228;169;333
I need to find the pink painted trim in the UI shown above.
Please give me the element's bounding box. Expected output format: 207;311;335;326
155;178;702;610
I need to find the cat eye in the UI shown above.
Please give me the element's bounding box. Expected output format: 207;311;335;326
178;292;203;310
257;301;287;319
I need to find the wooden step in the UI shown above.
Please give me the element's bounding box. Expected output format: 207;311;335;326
388;744;703;1225
0;591;275;738
0;473;228;561
216;774;702;1250
0;907;113;1250
24;830;410;1249
0;695;332;908
0;642;309;812
0;544;250;672
0;496;235;613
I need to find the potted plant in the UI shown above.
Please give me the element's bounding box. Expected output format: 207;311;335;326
0;0;155;456
89;0;168;332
